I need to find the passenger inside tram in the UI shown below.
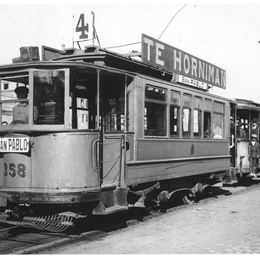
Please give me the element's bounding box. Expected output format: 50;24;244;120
251;119;258;137
237;122;247;140
12;85;29;124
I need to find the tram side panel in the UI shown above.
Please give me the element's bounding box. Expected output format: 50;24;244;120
126;76;230;187
7;131;102;205
31;132;100;187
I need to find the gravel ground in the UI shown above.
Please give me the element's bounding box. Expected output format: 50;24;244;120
45;183;260;254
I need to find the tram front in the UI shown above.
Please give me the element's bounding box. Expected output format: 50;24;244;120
0;64;113;231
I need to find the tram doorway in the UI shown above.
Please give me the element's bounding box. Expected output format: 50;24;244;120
234;107;260;175
70;67;132;188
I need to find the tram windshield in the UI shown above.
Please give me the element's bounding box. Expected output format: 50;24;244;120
0;70;65;126
33;70;65;125
0;72;29;125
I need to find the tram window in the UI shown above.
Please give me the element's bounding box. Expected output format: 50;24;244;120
212;101;225;139
104;96;125;132
0;73;29;125
213;101;224;113
204;111;211;138
145;85;166;101
182;108;191;137
193;109;202;137
70;77;98;130
204;99;212;111
76;97;89;129
182;94;192;137
251;110;259;137
33;70;64;125
236;109;249;140
171;91;181;105
145;101;166;136
213;113;224;139
170;91;181;137
194;97;202;137
194;96;203;110
183;94;192;107
145;85;167;136
170;106;179;136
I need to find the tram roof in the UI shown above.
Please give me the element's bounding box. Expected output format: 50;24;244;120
0;59;135;78
233;98;260;110
52;46;173;81
0;45;191;86
0;46;234;102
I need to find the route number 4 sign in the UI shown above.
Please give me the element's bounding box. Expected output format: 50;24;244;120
74;13;93;41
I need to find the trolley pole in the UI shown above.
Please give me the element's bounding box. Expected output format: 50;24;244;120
92;11;95;46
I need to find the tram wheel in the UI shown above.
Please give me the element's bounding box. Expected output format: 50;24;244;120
182;191;195;205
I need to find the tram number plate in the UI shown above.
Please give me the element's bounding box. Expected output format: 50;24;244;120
0;137;29;153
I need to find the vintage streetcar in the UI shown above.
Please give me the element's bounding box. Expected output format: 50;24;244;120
0;34;253;232
229;99;260;181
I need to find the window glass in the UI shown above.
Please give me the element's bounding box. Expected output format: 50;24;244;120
171;91;181;105
194;96;203;110
145;85;166;101
204;111;211;138
145;101;166;136
236;109;249;140
0;73;29;125
104;96;125;132
170;106;179;136
204;99;212;111
213;101;225;113
183;94;192;107
76;97;89;129
213;113;224;139
33;70;65;125
182;108;191;137
193;109;202;137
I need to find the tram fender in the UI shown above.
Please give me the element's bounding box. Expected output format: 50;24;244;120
92;187;129;215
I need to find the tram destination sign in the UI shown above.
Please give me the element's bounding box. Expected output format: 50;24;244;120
141;34;226;89
0;137;29;153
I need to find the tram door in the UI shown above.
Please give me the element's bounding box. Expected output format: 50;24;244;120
71;69;131;189
236;109;250;172
235;109;259;173
99;73;129;188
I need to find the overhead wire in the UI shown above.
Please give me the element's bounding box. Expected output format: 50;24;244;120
158;3;187;40
105;41;141;50
105;4;187;50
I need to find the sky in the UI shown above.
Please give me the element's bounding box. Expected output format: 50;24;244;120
1;0;260;102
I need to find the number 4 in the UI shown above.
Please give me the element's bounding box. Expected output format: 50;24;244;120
76;14;89;39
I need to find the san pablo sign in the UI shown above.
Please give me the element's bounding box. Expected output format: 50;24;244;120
141;34;226;90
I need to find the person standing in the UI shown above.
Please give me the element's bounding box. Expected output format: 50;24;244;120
249;134;260;177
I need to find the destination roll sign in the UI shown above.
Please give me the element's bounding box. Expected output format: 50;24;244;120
141;34;226;89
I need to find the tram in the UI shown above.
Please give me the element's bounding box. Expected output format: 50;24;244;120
0;40;231;231
229;99;260;180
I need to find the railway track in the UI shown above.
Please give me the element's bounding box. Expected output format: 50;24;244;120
0;181;259;254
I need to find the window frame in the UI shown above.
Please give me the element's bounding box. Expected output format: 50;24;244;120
144;84;167;137
0;68;70;130
182;93;192;138
193;96;203;138
170;90;181;137
212;100;225;139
